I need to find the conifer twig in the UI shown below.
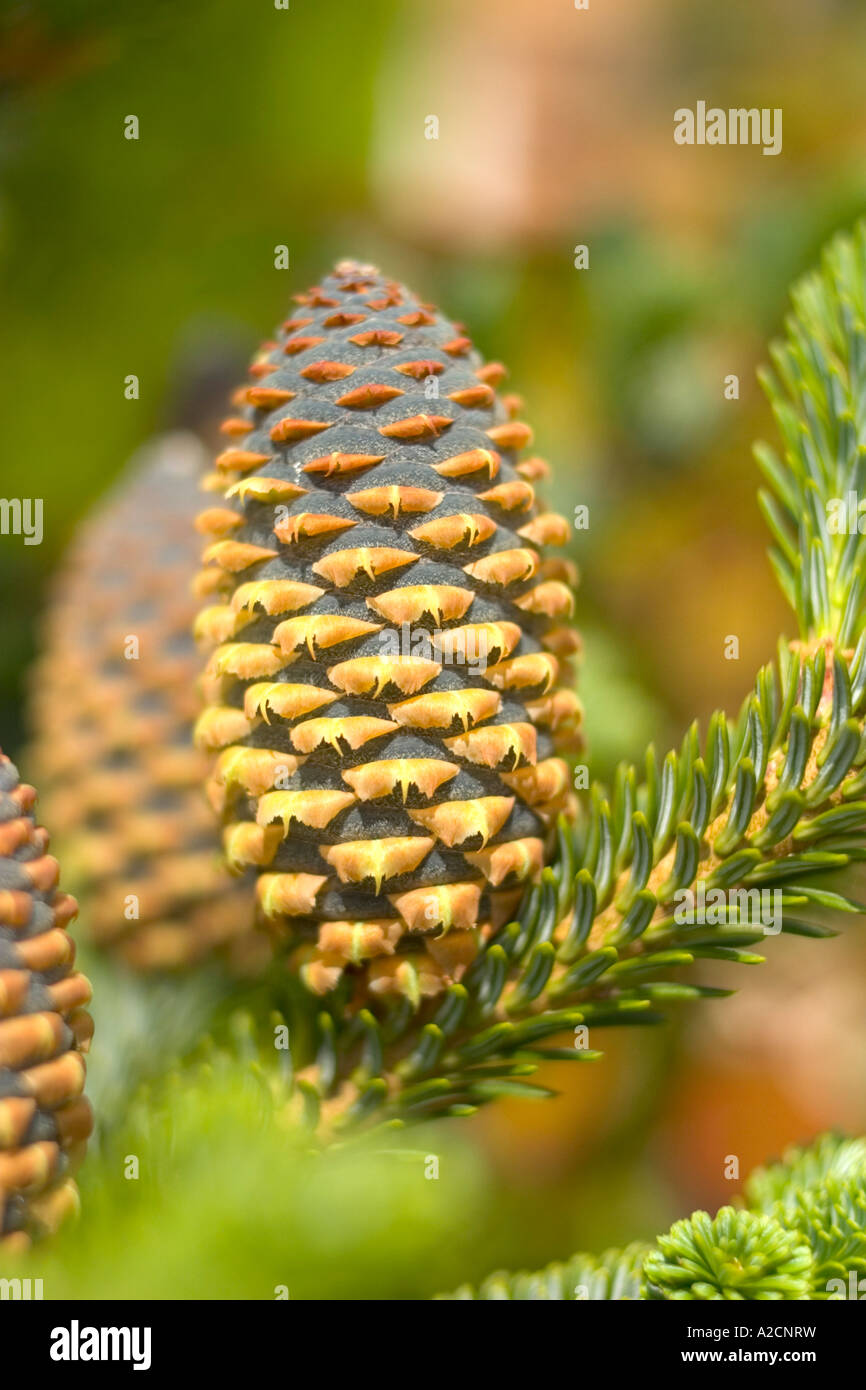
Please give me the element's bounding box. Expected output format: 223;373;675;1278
272;225;866;1136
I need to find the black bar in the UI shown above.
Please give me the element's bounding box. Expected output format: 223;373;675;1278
2;1294;859;1376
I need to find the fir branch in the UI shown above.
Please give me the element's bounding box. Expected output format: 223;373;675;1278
275;226;866;1137
444;1132;866;1301
745;1132;866;1215
745;1132;866;1299
791;1177;866;1299
756;220;866;645
443;1243;649;1302
283;636;866;1136
643;1208;814;1302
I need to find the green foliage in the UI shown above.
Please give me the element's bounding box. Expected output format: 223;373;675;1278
794;1177;866;1298
6;1034;491;1300
79;944;235;1139
445;1242;649;1302
287;629;866;1136
644;1209;813;1302
451;1133;866;1301
745;1133;866;1299
757;222;866;644
745;1131;866;1215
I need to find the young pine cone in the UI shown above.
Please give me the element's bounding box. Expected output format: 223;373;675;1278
195;262;581;1004
29;434;267;973
0;753;92;1252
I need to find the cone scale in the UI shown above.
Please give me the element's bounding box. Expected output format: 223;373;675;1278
196;262;581;1002
0;753;93;1250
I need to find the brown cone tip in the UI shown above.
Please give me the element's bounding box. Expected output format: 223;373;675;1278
28;434;268;974
195;262;581;1005
0;752;93;1250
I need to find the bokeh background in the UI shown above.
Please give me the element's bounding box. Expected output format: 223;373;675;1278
2;0;866;1296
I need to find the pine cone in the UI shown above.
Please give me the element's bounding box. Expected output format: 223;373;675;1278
29;433;267;973
195;262;581;1003
0;753;92;1251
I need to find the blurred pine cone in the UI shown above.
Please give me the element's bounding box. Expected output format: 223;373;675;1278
195;261;580;1003
0;752;92;1251
29;432;268;973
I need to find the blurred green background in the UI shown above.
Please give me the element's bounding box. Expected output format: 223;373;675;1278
3;0;866;1296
